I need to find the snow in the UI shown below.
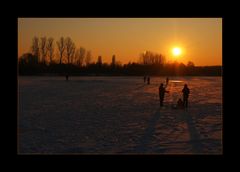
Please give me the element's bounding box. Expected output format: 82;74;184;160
18;76;222;154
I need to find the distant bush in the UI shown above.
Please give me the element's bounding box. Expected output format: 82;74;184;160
18;60;222;76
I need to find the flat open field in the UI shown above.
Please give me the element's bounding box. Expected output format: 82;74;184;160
18;76;222;154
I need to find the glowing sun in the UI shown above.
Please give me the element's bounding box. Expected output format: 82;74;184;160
172;47;182;56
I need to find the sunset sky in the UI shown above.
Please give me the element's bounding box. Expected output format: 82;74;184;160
18;18;222;66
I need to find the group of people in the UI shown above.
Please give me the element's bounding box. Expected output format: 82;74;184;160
143;76;151;85
159;78;190;109
158;78;190;109
66;74;189;109
143;76;190;109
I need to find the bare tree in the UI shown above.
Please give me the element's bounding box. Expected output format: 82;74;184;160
111;55;116;67
40;37;47;64
57;37;65;64
187;61;195;67
85;50;92;66
74;47;85;66
79;47;86;67
74;49;80;66
139;51;151;65
19;53;37;65
139;50;165;65
97;55;102;66
31;36;40;63
46;37;54;64
70;44;76;64
65;37;75;65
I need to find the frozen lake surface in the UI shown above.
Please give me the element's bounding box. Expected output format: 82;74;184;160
18;76;222;154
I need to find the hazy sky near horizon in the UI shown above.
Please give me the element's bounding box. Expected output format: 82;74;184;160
18;18;222;66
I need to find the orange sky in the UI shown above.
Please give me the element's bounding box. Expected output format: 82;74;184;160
18;18;222;66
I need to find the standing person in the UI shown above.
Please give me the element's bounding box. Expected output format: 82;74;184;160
182;84;190;108
147;76;150;85
159;83;169;107
166;77;169;85
144;75;146;83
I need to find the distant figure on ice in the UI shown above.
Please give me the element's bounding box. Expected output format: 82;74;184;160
147;76;150;85
177;98;184;109
144;75;146;83
182;84;190;108
66;74;69;81
159;83;169;107
166;77;169;86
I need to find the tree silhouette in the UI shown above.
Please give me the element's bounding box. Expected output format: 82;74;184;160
85;50;92;66
187;61;195;67
139;51;165;65
65;37;75;65
46;37;54;64
97;55;102;67
19;36;221;76
79;47;86;66
19;53;37;65
111;55;116;67
57;37;65;64
70;44;76;64
31;37;40;63
40;37;47;64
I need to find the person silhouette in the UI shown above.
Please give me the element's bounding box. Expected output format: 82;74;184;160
166;77;169;85
159;83;169;107
182;84;190;108
147;76;150;85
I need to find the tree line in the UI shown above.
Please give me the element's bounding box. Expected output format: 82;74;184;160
19;36;222;76
23;36;93;66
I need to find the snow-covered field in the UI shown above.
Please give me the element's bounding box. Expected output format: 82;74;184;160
18;76;222;154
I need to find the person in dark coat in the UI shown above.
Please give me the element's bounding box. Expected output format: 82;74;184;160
147;76;150;85
159;83;169;107
166;77;169;85
182;84;190;108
